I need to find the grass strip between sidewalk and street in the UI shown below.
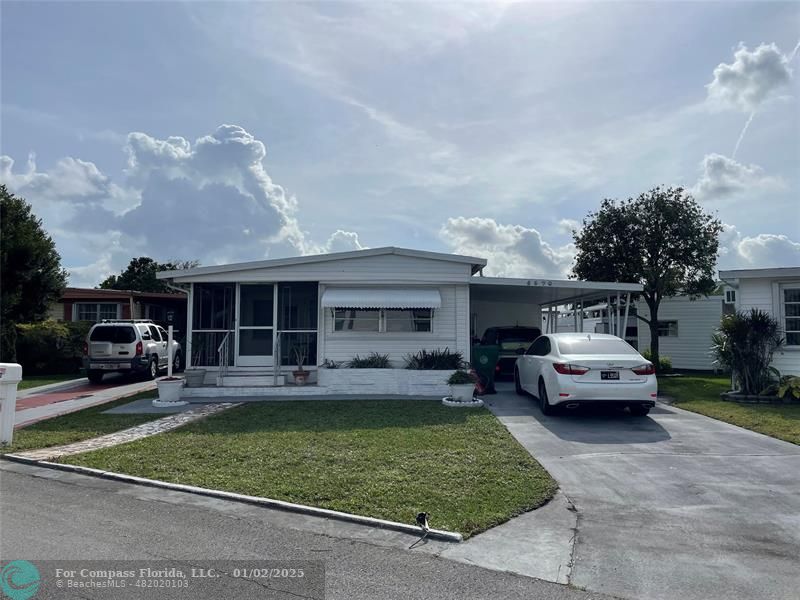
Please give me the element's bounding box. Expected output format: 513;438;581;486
58;399;558;538
1;391;161;454
659;375;800;445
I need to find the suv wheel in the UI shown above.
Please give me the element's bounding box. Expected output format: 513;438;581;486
147;357;159;380
630;405;651;417
87;370;104;384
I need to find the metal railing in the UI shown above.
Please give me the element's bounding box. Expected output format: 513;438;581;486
217;331;231;386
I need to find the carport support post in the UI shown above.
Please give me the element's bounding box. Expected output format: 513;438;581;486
622;293;631;341
616;292;621;337
167;325;174;378
606;295;612;335
573;303;578;333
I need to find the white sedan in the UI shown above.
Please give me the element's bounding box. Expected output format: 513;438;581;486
514;333;657;416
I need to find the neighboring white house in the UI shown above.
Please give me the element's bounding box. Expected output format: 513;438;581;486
719;267;800;376
556;295;725;370
636;295;723;370
157;246;641;397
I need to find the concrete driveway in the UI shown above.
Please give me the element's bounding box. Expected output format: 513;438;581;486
478;383;800;600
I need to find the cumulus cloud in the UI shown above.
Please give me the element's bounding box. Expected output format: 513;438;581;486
0;124;363;285
691;153;783;200
440;216;575;277
718;223;800;269
706;42;795;112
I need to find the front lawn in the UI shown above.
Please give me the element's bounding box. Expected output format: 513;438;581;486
2;391;161;454
60;400;557;537
659;375;800;445
18;374;82;390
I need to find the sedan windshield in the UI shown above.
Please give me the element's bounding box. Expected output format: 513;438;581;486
556;337;638;355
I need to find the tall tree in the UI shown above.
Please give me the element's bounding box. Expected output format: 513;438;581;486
98;257;198;293
572;186;723;371
0;185;68;361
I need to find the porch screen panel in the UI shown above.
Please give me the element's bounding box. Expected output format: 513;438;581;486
278;282;318;366
192;283;235;366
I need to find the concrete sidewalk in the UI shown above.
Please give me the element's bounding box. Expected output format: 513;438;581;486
14;377;157;428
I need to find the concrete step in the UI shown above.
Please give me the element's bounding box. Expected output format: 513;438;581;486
220;375;286;387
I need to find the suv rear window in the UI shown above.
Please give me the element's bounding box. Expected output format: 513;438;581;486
90;326;136;344
497;328;541;343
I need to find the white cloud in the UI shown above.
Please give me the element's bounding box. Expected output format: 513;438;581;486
691;153;783;200
706;42;794;112
0;124;365;285
557;218;580;236
440;216;575;277
718;223;800;269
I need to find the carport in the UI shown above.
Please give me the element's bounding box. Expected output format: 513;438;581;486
469;276;643;347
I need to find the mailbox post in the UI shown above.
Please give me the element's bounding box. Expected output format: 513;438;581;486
0;363;23;445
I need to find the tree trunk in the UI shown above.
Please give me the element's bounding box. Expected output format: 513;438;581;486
647;300;661;374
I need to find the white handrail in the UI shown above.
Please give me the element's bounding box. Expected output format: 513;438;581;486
217;331;231;384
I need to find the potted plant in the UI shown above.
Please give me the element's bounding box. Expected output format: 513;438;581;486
183;337;207;387
447;370;476;401
153;375;187;406
291;343;309;386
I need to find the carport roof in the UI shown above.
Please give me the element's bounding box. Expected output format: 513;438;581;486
470;276;642;307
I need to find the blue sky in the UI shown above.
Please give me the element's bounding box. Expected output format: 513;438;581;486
2;1;798;286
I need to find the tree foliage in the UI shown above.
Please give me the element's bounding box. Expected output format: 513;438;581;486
572;186;723;370
1;186;68;361
98;257;198;293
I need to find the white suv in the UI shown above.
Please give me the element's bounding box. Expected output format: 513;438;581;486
83;320;182;384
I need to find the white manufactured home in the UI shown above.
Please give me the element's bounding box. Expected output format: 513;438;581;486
719;267;800;376
158;247;641;397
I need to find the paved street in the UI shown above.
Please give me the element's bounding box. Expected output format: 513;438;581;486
484;383;800;600
0;462;611;600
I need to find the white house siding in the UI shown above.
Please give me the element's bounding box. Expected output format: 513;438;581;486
470;299;542;340
737;277;800;376
320;284;470;368
636;296;722;370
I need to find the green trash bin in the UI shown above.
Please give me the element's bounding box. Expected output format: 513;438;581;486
471;344;500;394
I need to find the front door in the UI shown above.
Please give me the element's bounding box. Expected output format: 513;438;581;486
237;284;275;367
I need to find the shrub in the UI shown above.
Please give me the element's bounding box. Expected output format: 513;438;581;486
641;349;673;373
15;320;90;375
447;370;476;385
348;352;392;368
321;358;340;369
404;347;465;370
710;309;784;395
778;376;800;401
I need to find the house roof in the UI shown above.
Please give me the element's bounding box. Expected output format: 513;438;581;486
719;267;800;280
60;288;186;302
156;246;488;280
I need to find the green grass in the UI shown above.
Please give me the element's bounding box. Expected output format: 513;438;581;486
60;400;557;537
18;374;83;390
2;391;161;454
659;375;800;445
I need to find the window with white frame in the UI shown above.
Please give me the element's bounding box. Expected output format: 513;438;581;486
75;303;120;322
333;308;433;333
656;320;678;337
783;287;800;346
725;289;736;304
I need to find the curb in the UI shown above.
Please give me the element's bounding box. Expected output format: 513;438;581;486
2;454;463;543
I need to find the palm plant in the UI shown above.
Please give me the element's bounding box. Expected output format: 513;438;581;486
710;309;784;395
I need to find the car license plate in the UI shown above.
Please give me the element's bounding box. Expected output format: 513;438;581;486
92;363;123;370
601;371;619;380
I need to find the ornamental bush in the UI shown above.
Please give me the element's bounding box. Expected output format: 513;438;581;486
15;319;91;375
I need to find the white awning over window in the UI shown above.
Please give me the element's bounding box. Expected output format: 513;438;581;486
321;288;442;309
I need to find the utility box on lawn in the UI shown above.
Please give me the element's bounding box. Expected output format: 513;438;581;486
0;363;23;445
471;345;499;394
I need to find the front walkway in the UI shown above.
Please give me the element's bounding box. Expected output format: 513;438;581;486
478;383;800;600
11;403;239;461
